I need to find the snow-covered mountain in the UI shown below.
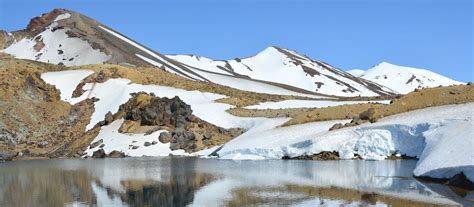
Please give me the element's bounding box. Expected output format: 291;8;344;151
167;47;397;97
0;8;397;98
1;9;463;97
348;62;464;94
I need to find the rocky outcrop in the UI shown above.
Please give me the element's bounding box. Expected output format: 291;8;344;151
118;93;194;127
0;58;98;160
27;9;66;32
283;151;340;160
111;92;243;152
108;150;126;158
92;149;106;158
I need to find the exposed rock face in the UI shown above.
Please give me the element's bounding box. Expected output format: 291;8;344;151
283;151;340;160
119;93;193;127
113;92;243;152
0;58;97;160
27;9;66;32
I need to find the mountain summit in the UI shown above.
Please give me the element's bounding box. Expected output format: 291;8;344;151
348;62;464;94
167;46;396;97
0;8;461;97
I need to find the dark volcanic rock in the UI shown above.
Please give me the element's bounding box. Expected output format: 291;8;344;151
119;92;193;127
283;151;340;160
92;149;106;158
114;92;242;153
108;150;126;158
159;132;172;143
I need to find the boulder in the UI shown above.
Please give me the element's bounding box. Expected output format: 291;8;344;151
92;149;106;158
108;150;126;158
144;142;151;147
203;132;213;139
158;132;172;143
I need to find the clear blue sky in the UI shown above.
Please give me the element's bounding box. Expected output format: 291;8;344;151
0;0;472;82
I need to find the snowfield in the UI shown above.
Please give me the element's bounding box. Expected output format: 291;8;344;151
167;47;395;97
3;22;110;66
216;103;474;181
41;70;268;131
353;62;464;94
245;99;390;109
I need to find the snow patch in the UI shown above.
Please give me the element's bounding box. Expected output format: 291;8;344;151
54;13;71;22
245;99;390;109
41;70;94;102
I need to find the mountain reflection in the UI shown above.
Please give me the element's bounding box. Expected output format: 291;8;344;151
0;158;472;206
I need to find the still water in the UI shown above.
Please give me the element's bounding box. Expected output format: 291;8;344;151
0;158;472;207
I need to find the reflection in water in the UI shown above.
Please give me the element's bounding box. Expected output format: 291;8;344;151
0;158;472;206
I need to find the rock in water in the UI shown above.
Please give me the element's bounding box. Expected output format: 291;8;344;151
108;150;125;158
92;149;106;158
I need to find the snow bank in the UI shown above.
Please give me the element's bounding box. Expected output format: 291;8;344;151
216;103;474;181
245;99;390;109
413;118;474;181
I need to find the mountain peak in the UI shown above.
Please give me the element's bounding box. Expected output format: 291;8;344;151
26;8;70;32
375;61;397;68
256;46;281;56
